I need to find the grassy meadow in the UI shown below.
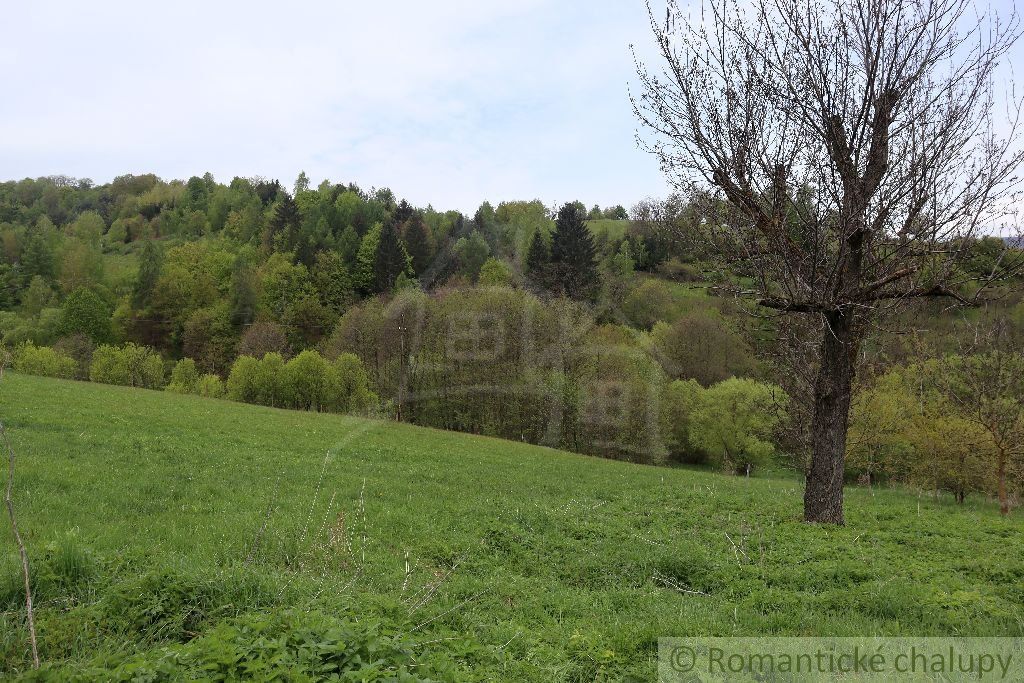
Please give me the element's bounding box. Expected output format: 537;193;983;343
1;372;1022;680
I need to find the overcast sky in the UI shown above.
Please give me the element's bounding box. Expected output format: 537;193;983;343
0;1;671;212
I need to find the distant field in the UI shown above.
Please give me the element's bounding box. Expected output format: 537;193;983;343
2;373;1022;679
586;219;628;241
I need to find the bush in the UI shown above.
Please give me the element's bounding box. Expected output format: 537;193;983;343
689;378;789;475
52;333;95;379
335;352;377;413
622;279;675;329
195;373;226;399
57;287;112;343
227;353;286;407
648;309;759;386
226;355;260;403
166;358;200;394
656;257;703;282
90;343;165;388
13;342;77;379
281;350;338;411
660;379;704;463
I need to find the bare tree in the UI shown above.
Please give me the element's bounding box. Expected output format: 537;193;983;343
634;0;1024;523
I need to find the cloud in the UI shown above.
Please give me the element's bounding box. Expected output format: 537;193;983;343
0;0;669;211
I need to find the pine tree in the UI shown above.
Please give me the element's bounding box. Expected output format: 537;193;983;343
264;193;301;252
392;199;415;227
132;239;163;309
550;203;598;299
524;228;550;290
354;223;381;294
401;216;435;275
20;217;56;285
373;222;411;293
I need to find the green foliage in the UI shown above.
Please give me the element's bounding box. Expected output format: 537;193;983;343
524;228;549;288
19;217;57;284
12;342;76;379
373;223;412;293
647;309;758;386
227;352;286;407
334;352;377;413
453;231;490;281
57;288;111;343
132;240;163;309
354;223;382;294
689;378;789;474
57;239;104;293
400;215;435;275
89;343;164;388
311;250;352;314
182;304;236;374
660;378;703;462
195;373;226;399
281;350;338;411
477;257;514;287
20;276;53;317
622;278;675;329
549;202;598;300
166;358;200;394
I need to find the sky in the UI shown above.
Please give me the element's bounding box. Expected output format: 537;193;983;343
0;1;671;213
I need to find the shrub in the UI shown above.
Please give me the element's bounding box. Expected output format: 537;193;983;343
166;358;200;394
52;333;95;379
226;355;261;403
281;350;339;411
478;257;514;287
656;257;703;282
689;378;789;475
90;343;164;388
622;278;675;329
660;378;704;463
227;353;286;407
648;309;759;386
13;342;77;379
195;374;226;399
334;352;377;413
57;287;112;343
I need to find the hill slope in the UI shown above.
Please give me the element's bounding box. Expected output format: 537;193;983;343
1;373;1022;679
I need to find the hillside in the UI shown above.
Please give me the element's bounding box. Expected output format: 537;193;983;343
1;373;1022;680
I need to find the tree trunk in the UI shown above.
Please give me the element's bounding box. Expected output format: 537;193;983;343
997;452;1009;516
804;312;857;525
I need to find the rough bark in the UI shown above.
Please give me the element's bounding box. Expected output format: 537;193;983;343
804;312;857;524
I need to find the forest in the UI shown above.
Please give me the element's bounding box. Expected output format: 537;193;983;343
1;172;1021;513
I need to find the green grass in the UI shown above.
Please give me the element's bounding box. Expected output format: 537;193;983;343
2;373;1022;680
586;219;628;241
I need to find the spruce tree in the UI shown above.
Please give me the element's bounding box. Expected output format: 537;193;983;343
265;193;300;252
524;228;550;291
550;203;598;299
354;223;381;294
372;222;411;293
401;216;435;275
20;218;56;284
132;239;163;309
